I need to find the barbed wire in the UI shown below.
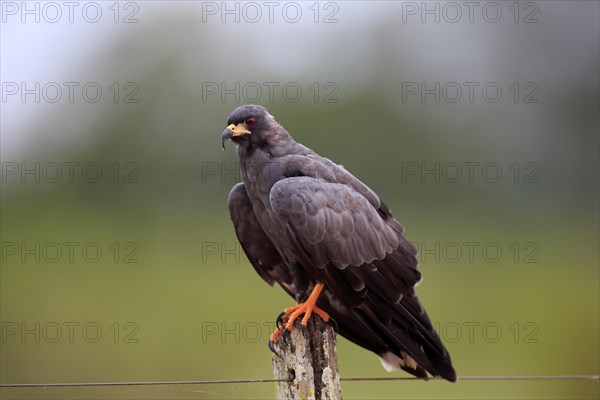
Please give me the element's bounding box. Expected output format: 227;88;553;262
1;375;598;388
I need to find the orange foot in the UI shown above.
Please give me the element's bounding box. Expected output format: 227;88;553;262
268;282;330;354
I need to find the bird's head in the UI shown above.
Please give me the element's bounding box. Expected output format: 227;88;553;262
221;105;280;150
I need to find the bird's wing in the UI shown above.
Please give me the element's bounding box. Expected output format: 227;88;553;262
269;175;421;302
269;176;456;381
227;183;294;296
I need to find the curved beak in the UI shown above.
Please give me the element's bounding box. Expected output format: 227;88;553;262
221;123;251;150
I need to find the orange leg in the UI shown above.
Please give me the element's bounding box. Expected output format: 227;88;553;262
268;283;330;351
283;283;329;330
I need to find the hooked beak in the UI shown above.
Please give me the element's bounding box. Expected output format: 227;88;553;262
221;123;251;150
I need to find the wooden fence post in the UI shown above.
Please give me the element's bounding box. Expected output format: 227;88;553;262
271;317;342;400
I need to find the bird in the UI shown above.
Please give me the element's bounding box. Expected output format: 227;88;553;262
221;104;457;382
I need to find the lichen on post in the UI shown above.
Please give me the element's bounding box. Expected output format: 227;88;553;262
271;317;342;400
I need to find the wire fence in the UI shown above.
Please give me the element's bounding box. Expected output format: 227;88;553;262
1;375;598;388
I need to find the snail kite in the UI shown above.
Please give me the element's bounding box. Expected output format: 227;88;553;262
221;105;456;382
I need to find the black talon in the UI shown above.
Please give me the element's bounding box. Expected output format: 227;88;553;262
276;311;286;329
268;339;280;356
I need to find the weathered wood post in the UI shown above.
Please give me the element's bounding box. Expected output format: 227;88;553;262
271;317;342;400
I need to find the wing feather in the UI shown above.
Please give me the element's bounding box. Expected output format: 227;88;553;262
227;183;294;295
270;177;398;269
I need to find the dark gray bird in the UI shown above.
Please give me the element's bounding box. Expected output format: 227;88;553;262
221;105;456;382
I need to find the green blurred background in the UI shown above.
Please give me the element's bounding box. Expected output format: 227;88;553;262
1;1;598;399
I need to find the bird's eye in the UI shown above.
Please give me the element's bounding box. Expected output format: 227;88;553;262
245;117;255;127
